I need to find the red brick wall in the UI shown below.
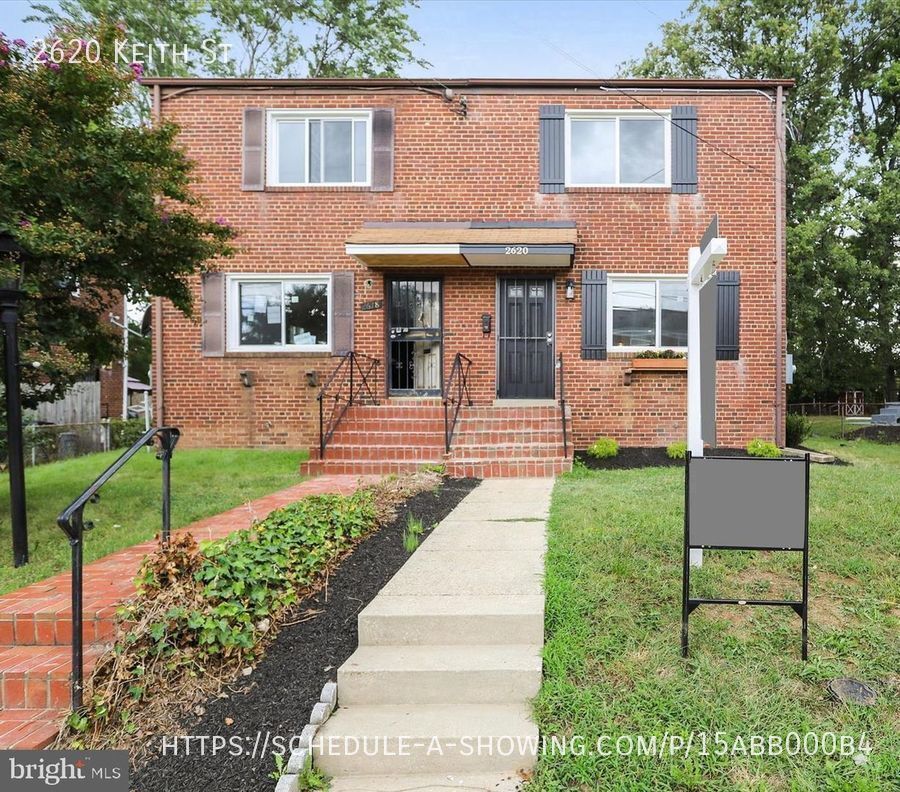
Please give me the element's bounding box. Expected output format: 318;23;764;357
155;87;783;450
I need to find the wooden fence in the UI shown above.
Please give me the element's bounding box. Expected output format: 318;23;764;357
33;381;100;424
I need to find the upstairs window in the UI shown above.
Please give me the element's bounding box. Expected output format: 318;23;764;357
566;112;670;187
608;277;687;350
228;275;331;352
267;110;371;186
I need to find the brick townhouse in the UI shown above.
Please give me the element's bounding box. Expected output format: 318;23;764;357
144;76;790;476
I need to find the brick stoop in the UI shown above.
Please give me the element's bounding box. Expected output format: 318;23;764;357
301;403;572;477
0;474;372;749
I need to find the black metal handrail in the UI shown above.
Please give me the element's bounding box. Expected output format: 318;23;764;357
57;426;180;711
443;353;473;453
318;351;380;458
558;353;569;457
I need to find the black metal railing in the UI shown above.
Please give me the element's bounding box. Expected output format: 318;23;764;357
318;351;380;458
443;353;473;453
57;426;180;711
558;353;569;457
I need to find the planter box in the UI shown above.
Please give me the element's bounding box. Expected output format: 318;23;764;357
630;358;687;371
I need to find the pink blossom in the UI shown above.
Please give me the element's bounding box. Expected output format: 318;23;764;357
13;39;26;47
19;219;31;228
215;216;231;227
48;62;60;71
0;60;6;68
36;50;48;61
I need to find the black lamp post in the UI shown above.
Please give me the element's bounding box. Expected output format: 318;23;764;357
0;232;28;567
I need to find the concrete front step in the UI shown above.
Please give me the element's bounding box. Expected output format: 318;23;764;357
0;644;105;710
327;772;525;791
358;595;544;647
0;709;65;749
313;703;538;776
337;644;542;706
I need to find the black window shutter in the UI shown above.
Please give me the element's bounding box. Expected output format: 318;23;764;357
201;272;225;357
716;271;740;360
371;108;394;192
671;105;698;194
242;108;265;191
331;271;355;355
581;270;607;360
539;104;565;194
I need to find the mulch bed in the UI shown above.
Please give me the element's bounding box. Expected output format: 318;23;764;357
849;424;900;444
132;477;479;792
574;446;747;470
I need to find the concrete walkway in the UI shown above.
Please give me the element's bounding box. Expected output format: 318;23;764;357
313;478;552;791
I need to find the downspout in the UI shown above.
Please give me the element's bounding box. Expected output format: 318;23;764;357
152;84;165;427
774;86;786;445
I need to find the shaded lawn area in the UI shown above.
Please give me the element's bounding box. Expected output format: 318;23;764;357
533;435;899;791
0;448;308;595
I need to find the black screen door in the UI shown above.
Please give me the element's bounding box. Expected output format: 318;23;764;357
388;278;442;395
498;277;554;398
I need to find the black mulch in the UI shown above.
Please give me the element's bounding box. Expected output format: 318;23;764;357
132;477;480;792
574;446;747;470
849;424;900;444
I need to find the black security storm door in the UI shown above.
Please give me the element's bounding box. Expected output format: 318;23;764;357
498;277;554;399
388;278;442;395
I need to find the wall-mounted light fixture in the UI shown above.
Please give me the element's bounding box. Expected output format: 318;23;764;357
306;370;319;388
565;279;576;301
481;313;492;335
239;370;254;388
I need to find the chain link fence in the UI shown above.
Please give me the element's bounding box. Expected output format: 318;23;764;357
16;418;148;467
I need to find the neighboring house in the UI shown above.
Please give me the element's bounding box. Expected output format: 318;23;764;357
144;76;790;476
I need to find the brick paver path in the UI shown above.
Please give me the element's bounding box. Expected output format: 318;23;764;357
0;474;374;749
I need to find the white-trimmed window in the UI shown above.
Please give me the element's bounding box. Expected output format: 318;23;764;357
607;277;687;351
566;111;670;187
267;110;372;187
228;275;332;352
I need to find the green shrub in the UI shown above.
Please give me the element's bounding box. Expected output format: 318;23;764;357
666;441;688;460
785;413;812;448
587;437;619;459
109;418;147;449
746;439;781;458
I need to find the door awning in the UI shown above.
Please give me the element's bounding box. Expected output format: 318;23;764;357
345;225;576;269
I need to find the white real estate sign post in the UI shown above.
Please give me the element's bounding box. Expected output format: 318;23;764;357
687;216;728;567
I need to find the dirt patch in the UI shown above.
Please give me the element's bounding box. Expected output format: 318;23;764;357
574;447;747;470
131;477;479;792
848;425;900;443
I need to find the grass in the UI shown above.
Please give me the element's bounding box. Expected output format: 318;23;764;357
0;448;308;595
532;430;899;790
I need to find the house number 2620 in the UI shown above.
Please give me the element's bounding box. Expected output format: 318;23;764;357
504;246;529;255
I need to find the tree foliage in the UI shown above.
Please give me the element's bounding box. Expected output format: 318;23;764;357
624;0;900;401
0;24;235;408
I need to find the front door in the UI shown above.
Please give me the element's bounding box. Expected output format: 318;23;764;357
387;278;442;395
498;277;554;399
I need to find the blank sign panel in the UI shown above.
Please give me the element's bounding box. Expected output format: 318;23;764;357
688;457;807;549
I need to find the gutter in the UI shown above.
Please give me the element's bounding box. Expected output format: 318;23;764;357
774;85;786;445
152;83;165;427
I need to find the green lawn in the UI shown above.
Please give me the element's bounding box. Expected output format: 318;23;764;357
0;448;308;595
533;432;899;790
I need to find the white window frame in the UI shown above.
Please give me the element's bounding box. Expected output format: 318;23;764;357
565;110;671;188
266;109;373;187
606;275;688;353
227;274;333;353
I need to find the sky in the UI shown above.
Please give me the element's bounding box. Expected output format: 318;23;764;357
0;0;689;78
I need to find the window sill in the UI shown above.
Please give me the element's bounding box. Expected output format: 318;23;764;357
224;350;334;358
265;185;371;193
565;186;672;194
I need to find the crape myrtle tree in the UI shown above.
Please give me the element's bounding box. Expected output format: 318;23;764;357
0;24;235;409
624;0;900;402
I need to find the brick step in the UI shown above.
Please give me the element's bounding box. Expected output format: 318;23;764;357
317;445;446;462
0;606;118;647
0;644;106;710
331;419;447;434
446;458;572;478
301;460;442;476
456;419;560;432
328;430;445;446
0;708;65;749
343;406;445;420
454;430;563;443
448;445;563;459
463;407;560;419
